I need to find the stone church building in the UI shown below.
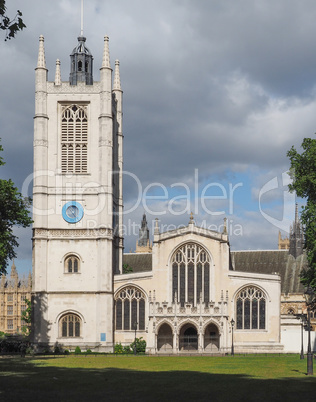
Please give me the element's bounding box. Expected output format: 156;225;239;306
30;33;314;354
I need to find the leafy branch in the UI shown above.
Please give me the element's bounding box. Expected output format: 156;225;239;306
0;0;26;41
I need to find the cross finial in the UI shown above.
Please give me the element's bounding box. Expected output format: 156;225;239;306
190;212;194;223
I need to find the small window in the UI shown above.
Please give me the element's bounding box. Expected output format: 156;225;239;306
60;314;81;337
65;255;80;273
7;319;13;330
7;294;13;302
7;305;13;315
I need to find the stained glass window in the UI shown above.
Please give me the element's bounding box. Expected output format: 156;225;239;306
171;243;211;307
188;262;194;304
116;299;122;330
235;287;266;330
115;286;146;331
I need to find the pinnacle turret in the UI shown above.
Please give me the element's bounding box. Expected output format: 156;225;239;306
138;213;150;247
113;60;122;90
55;59;61;85
102;36;111;68
37;35;46;69
10;260;17;277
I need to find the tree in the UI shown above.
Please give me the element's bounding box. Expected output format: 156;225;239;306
287;137;316;289
123;263;133;274
0;140;32;275
21;298;31;336
0;0;25;41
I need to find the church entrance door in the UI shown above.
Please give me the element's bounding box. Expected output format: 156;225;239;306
179;324;198;351
204;323;220;352
157;323;173;352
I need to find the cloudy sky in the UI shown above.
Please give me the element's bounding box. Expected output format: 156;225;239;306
1;0;314;275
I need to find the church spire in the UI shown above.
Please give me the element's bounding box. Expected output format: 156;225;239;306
135;214;152;253
295;203;299;225
289;203;304;258
138;213;150;247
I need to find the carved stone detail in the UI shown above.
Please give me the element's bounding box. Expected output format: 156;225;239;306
281;302;304;315
34;228;112;239
47;81;101;94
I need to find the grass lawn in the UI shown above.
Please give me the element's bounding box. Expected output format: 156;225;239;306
0;354;315;401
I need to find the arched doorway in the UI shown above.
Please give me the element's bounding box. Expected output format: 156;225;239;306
157;323;173;352
204;323;220;352
179;324;198;351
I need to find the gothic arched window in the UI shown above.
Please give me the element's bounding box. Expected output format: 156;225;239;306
61;104;88;174
115;286;146;331
171;243;211;306
64;255;80;273
236;286;266;330
60;314;81;337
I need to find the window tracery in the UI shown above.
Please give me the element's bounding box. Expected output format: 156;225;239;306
171;243;210;306
60;314;81;337
236;286;266;330
115;286;145;331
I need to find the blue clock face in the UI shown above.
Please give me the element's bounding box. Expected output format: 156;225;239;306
62;202;84;223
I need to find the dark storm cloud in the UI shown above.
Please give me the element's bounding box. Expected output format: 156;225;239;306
1;0;316;262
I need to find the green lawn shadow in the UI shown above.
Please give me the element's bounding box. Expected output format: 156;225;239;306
0;357;315;402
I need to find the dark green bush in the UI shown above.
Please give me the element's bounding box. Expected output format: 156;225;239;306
130;337;146;353
114;342;123;354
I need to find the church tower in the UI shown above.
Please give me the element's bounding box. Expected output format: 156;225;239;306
32;33;123;351
136;214;152;253
289;203;304;258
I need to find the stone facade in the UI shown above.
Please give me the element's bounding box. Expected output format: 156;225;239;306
32;34;123;351
0;262;31;334
114;220;283;354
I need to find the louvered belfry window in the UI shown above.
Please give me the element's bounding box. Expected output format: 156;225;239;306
61;104;88;173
